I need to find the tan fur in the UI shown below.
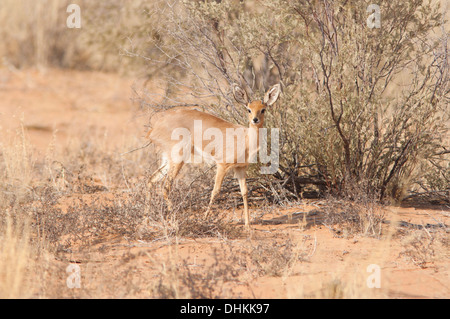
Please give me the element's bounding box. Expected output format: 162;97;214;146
147;84;280;227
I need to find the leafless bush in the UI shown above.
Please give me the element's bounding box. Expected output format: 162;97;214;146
322;191;386;238
152;246;242;299
152;237;314;298
244;237;314;277
27;174;243;257
399;223;448;269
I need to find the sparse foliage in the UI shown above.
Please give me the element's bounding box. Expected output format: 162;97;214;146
132;0;449;201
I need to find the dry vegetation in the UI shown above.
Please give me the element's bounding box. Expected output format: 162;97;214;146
0;0;449;299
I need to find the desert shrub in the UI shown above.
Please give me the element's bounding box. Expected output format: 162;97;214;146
322;196;385;238
403;150;450;204
152;246;242;299
0;0;159;72
245;236;314;277
130;0;449;201
27;177;242;255
399;223;448;269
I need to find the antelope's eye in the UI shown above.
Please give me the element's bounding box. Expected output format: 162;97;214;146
261;109;266;114
247;109;251;113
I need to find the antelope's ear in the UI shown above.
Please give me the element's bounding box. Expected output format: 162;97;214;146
232;84;249;105
263;84;281;106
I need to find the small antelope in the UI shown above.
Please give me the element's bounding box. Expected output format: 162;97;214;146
147;84;281;227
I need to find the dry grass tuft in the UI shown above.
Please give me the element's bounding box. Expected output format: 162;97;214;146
321;196;386;238
0;212;31;298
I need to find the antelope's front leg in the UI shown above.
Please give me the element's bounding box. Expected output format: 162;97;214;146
234;167;249;227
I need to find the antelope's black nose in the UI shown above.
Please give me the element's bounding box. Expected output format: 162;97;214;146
252;118;259;124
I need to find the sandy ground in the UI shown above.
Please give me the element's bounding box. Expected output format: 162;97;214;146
0;68;145;153
0;69;448;299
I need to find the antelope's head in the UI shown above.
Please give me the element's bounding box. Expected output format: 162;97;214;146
233;84;281;128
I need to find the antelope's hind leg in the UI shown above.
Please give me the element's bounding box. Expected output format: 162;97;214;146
163;161;184;210
148;153;170;187
148;153;184;211
205;164;227;218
